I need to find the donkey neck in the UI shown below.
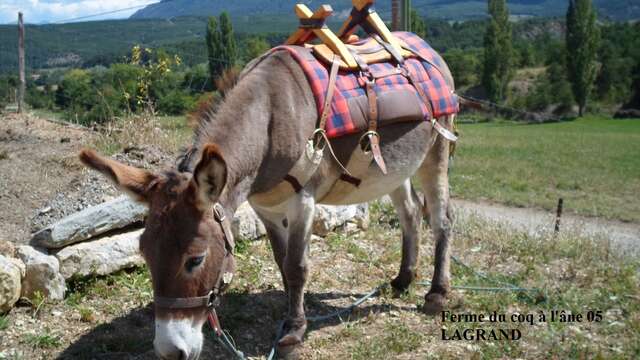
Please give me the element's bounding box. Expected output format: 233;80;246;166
193;77;272;213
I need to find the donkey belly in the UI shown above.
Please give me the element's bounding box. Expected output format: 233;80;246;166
318;121;433;205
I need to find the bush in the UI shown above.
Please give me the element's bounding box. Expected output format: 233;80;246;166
443;49;481;88
157;90;195;115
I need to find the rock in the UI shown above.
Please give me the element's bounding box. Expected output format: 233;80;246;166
55;229;145;279
0;255;23;313
313;204;369;236
16;246;65;301
31;195;147;249
0;240;16;257
231;203;266;240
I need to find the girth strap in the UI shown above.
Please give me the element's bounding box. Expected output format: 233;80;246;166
363;77;387;174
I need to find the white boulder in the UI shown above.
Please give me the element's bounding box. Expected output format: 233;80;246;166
231;203;267;240
55;229;145;279
0;255;23;313
313;204;369;236
16;246;65;300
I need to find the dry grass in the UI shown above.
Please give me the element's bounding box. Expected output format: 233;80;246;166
92;112;192;156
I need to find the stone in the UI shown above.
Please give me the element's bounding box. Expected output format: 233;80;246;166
313;204;369;236
55;229;145;279
31;195;147;249
16;246;65;301
0;240;16;257
0;255;23;313
231;203;266;240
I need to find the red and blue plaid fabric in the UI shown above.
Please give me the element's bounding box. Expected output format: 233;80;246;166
272;32;458;138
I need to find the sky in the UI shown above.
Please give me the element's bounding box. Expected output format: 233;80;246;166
0;0;160;24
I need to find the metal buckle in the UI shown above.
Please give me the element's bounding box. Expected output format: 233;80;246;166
311;128;327;151
212;203;226;222
207;290;220;308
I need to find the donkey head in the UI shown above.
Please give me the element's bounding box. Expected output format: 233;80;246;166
80;144;235;360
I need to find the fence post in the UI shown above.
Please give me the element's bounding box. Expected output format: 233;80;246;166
391;0;400;31
18;12;25;114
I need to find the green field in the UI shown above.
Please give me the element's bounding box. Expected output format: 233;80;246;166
450;116;640;222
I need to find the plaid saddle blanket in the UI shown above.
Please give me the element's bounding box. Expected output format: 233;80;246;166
271;32;459;139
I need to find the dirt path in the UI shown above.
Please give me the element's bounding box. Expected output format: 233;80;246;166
452;199;640;253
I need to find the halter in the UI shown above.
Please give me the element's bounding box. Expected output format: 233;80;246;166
153;202;236;334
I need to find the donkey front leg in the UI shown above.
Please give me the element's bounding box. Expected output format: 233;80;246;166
389;179;423;293
278;190;316;347
251;205;290;292
417;117;454;315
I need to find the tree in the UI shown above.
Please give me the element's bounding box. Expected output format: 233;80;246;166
206;16;222;85
218;12;237;70
206;12;237;87
410;9;427;39
482;0;513;103
565;0;600;116
244;36;270;62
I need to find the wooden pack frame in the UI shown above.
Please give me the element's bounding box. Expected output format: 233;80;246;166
286;0;413;70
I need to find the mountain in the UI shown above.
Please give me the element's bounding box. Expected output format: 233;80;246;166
131;0;639;21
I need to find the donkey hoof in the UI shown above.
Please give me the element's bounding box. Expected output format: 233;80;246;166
390;272;416;294
277;320;307;347
390;278;411;296
422;292;447;315
276;342;303;360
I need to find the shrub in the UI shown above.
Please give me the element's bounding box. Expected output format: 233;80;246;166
157;90;195;115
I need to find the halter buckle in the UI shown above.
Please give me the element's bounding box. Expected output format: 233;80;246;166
212;203;226;222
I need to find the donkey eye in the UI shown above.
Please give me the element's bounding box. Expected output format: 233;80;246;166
185;256;205;272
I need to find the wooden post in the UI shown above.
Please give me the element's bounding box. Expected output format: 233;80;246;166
554;198;563;234
391;0;400;31
18;12;25;114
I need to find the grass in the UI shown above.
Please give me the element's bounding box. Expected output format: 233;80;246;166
92;113;192;156
25;331;61;349
450;116;640;222
1;202;638;358
0;315;8;331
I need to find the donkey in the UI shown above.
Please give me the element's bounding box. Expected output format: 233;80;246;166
79;49;455;359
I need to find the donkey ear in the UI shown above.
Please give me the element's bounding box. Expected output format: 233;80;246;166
192;143;227;206
79;148;157;202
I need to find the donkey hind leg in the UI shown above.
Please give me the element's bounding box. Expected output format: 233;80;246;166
277;190;316;348
252;206;290;293
389;179;423;293
417;116;454;315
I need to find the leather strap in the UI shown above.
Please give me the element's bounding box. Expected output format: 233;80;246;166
371;34;405;65
155;291;214;309
364;78;387;174
348;48;369;72
399;43;451;88
284;174;303;193
403;65;434;119
318;55;341;132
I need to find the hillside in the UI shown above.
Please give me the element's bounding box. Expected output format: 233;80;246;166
131;0;639;21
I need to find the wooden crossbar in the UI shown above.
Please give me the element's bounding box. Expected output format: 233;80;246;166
286;4;358;69
337;0;407;57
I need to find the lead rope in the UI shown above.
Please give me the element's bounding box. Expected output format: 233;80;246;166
209;255;543;360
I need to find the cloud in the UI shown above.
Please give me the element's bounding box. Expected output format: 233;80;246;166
0;0;159;24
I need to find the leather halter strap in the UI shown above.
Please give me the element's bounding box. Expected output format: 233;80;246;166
154;202;235;310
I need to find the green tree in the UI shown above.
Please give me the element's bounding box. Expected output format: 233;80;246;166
219;12;237;67
410;9;427;39
206;16;222;84
482;0;513;103
205;12;237;86
244;36;270;62
566;0;600;116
